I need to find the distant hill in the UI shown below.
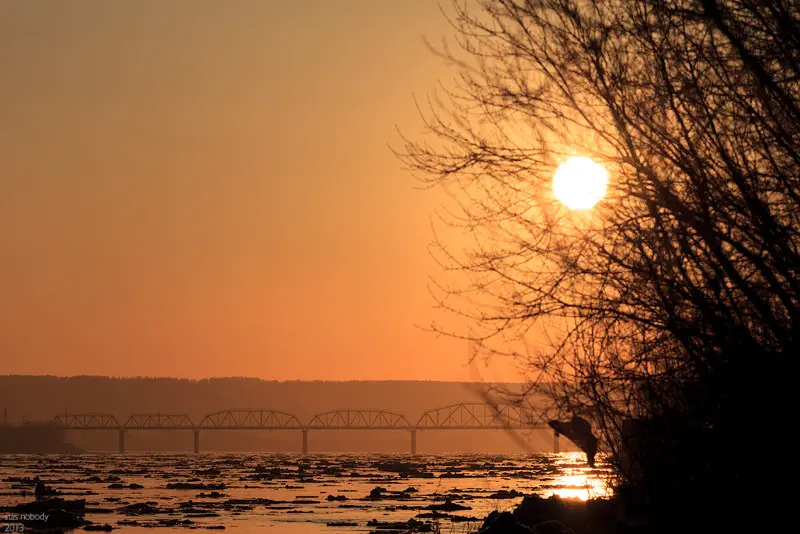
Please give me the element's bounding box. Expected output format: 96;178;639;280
0;376;565;454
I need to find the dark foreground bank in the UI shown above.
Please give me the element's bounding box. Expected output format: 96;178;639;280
476;494;649;534
475;491;792;534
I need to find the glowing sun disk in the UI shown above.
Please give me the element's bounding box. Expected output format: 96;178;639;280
553;156;609;210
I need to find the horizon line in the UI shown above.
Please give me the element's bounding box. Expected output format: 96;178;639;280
0;373;528;384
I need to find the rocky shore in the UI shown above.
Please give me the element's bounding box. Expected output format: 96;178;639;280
476;494;650;534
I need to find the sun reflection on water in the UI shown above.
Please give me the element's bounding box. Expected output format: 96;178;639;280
542;452;613;501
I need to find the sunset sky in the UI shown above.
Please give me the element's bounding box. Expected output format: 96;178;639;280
0;1;522;381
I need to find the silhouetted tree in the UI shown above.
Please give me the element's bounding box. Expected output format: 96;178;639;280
398;0;799;527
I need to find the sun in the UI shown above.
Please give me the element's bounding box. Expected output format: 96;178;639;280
553;156;609;210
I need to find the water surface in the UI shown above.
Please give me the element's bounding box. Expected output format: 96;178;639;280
0;453;611;533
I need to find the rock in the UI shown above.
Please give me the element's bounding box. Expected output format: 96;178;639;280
46;508;86;528
321;467;342;476
166;482;226;490
367;518;428;530
327;494;348;501
513;495;573;527
13;497;86;514
373;461;427;474
221;498;285;507
425;499;471;511
128;483;144;490
118;502;161;515
416;512;450;519
510;495;617;534
489;489;525;499
163;519;194;527
84;524;114;531
478;511;533;534
367;486;388;499
450;514;481;522
326;522;358;527
85;507;116;514
34;482;59;497
194;468;221;477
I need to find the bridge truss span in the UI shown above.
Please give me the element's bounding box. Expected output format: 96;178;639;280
49;402;559;454
124;413;195;430
307;410;411;430
416;402;547;430
199;410;303;430
54;413;120;430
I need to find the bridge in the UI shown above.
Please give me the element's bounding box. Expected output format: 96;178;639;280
53;403;559;454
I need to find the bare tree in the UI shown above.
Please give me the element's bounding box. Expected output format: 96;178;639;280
397;0;799;524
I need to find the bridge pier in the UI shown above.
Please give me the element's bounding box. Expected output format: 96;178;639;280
410;429;417;455
301;429;308;455
193;429;200;453
554;431;560;453
118;429;126;453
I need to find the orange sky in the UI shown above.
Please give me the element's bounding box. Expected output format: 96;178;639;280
0;0;525;381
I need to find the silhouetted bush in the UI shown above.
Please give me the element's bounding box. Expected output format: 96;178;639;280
397;0;798;530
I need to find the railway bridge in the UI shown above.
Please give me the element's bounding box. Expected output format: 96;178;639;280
53;402;559;454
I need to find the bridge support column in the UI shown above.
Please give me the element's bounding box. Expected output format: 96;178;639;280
301;429;308;455
410;429;417;455
118;429;125;454
193;429;200;454
554;431;560;453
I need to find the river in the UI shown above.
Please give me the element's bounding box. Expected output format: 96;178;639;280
0;452;611;533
